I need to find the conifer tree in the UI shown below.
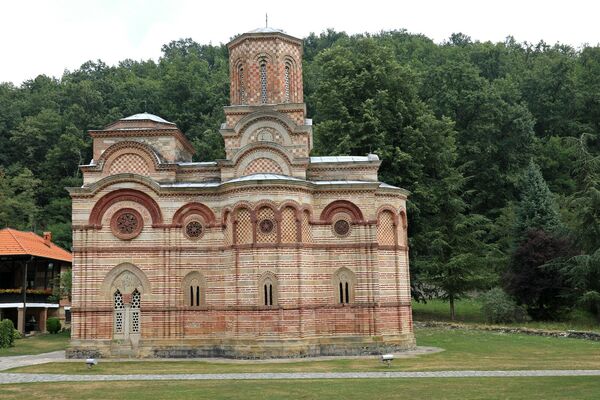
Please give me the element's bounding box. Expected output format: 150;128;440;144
514;160;562;237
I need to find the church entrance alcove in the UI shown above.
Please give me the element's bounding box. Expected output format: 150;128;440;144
101;264;150;347
113;287;141;344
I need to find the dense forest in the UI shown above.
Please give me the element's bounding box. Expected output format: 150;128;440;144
1;30;599;322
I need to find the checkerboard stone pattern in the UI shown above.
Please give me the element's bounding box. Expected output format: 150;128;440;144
69;28;414;360
109;153;150;175
244;158;283;175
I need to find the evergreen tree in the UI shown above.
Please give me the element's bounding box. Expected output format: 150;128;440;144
514;160;562;237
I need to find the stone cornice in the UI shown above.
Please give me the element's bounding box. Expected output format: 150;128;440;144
227;31;303;51
89;128;195;155
68;175;408;200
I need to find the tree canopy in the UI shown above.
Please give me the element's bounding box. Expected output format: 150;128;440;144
1;29;598;320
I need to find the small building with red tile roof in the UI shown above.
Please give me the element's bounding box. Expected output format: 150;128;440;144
0;228;72;334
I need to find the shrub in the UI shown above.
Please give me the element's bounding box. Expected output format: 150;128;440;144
480;288;528;324
0;319;16;348
12;329;21;341
46;317;61;334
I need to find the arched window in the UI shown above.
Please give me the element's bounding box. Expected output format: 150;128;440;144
260;61;268;104
284;64;290;102
264;282;273;306
238;65;245;104
235;208;253;244
130;289;141;333
258;272;278;307
182;272;206;307
188;285;202;306
377;210;397;246
333;268;355;305
113;290;124;334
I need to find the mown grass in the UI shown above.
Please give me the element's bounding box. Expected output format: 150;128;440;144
0;331;70;357
412;298;600;332
1;377;600;400
8;327;600;374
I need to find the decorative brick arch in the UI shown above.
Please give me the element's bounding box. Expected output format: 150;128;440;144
376;205;400;226
172;202;217;227
258;271;279;306
89;189;163;228
182;271;207;307
398;208;409;247
278;200;302;218
231;201;254;221
282;55;300;103
332;267;356;304
234;111;297;136
239;119;293;148
100;262;151;298
84;174;162;196
232;203;253;245
320;200;364;223
399;208;408;229
98;141;162;172
377;208;397;246
279;202;300;243
233;144;293;177
253;51;274;63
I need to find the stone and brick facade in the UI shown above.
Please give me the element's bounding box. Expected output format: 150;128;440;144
67;27;414;358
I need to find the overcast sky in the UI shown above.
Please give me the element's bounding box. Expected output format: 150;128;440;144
1;0;599;85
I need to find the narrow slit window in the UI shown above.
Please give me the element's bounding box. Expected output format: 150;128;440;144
190;286;194;306
339;282;344;303
284;64;290;102
260;62;268;104
345;282;349;304
196;286;200;306
269;284;273;306
238;66;245;104
264;284;268;306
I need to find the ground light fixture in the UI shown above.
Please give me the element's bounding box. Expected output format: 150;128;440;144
381;354;394;367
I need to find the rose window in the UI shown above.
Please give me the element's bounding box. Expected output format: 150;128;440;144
117;213;138;234
333;219;351;237
259;219;275;234
185;221;204;239
111;208;143;240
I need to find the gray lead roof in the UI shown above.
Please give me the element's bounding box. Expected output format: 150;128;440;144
158;173;402;190
310;156;370;163
121;113;174;124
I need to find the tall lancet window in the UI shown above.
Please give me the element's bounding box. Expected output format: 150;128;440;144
260;61;268;104
238;66;245;104
284;64;290;102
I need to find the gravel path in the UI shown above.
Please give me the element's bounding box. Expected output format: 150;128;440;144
0;351;66;372
2;350;599;384
2;369;600;384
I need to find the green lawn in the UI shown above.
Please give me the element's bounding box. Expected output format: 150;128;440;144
1;377;600;400
0;331;70;357
412;299;600;332
8;327;600;374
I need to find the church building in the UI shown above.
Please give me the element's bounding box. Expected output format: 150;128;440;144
68;27;414;358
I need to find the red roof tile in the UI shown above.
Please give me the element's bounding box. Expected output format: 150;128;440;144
0;228;72;263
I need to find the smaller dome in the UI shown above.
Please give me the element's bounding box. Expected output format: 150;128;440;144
122;113;173;124
248;26;285;34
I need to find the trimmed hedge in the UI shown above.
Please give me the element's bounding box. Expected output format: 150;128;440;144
46;317;61;334
0;319;16;348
